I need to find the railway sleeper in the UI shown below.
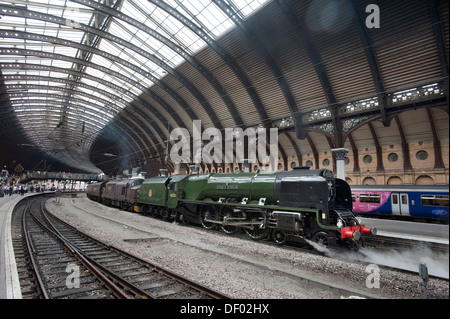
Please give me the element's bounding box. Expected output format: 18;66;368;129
49;286;105;299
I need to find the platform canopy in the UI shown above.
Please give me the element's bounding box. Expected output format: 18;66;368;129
0;0;448;174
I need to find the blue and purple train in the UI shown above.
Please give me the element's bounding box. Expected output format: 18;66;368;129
351;185;449;222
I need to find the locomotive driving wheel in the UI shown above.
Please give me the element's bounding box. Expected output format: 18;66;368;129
244;218;269;240
200;206;218;230
219;207;239;234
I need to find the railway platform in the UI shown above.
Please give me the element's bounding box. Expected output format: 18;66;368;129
0;193;31;299
361;217;449;245
18;171;108;184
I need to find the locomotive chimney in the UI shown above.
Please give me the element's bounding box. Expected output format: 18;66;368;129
243;159;250;172
189;164;199;174
159;169;168;177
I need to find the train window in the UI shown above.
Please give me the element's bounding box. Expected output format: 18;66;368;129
351;194;356;202
392;194;398;204
421;195;449;207
401;195;408;205
359;194;380;203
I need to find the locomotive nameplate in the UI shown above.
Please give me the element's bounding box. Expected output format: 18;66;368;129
216;185;240;190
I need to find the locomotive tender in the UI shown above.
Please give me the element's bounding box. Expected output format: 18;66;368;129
87;167;376;250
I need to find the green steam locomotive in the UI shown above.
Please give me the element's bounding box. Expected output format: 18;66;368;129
129;166;376;250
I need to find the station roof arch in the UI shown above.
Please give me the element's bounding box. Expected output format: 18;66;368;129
0;0;448;175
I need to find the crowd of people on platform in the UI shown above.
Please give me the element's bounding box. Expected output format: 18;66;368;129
1;169;49;197
0;183;47;197
1;165;89;198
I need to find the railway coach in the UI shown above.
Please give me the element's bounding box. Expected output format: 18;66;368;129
86;181;107;202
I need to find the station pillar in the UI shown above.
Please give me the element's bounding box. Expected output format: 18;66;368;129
331;148;349;180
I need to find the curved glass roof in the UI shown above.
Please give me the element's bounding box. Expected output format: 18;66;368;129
0;0;269;172
1;0;447;175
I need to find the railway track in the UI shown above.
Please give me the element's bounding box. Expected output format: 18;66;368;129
176;217;449;281
12;195;230;299
363;235;448;255
74;194;449;280
41;194;449;298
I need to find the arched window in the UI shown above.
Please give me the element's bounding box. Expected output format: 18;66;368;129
416;175;434;185
362;177;376;185
387;176;402;185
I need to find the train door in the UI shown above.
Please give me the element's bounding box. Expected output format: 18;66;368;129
391;193;410;216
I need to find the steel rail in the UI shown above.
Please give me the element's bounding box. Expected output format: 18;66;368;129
34;202;153;299
25;201;132;298
40;203;155;299
44;201;231;299
21;204;49;299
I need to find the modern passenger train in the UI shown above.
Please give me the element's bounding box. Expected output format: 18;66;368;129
351;185;449;222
